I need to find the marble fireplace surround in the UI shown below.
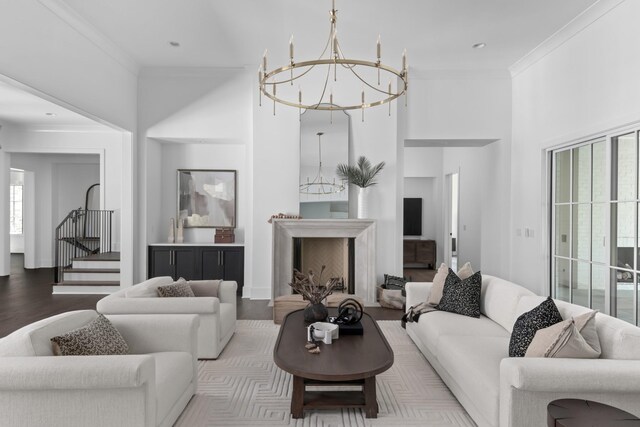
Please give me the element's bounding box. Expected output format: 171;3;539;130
271;219;376;305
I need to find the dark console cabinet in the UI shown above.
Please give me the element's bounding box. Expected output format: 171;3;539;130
403;240;436;269
148;245;244;294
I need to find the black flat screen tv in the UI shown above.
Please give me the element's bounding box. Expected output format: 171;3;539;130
403;198;422;236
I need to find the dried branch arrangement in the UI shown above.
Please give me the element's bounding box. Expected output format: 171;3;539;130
289;266;340;304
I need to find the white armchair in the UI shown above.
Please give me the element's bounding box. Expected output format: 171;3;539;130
97;276;237;359
0;310;199;427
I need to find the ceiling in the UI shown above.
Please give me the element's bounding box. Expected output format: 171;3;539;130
0;80;103;128
62;0;599;70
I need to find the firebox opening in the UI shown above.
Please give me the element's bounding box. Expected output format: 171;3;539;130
293;237;355;294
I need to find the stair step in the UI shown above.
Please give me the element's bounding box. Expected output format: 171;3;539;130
56;281;120;286
63;269;120;282
72;260;120;269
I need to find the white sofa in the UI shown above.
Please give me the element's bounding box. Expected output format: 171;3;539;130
97;276;237;359
405;274;640;427
0;310;199;427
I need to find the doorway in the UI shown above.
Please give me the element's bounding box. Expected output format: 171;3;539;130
445;172;459;270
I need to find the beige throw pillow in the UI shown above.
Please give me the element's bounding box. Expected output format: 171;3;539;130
51;314;129;356
427;262;473;305
525;310;601;358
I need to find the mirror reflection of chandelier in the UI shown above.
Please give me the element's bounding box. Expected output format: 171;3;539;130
300;132;346;195
259;0;408;122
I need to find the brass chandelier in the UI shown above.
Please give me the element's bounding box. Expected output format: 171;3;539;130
258;0;408;121
300;132;346;195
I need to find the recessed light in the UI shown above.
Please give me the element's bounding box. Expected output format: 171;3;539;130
169;41;180;47
45;112;56;117
472;43;486;49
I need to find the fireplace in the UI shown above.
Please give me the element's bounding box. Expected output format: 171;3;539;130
293;237;355;294
271;219;376;304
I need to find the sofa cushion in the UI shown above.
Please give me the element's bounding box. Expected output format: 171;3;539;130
438;335;509;427
428;262;473;305
481;275;535;332
414;311;509;356
509;297;563;357
188;280;221;297
437;270;482;318
51;314;129;356
125;276;174;298
0;310;99;357
152;351;194;423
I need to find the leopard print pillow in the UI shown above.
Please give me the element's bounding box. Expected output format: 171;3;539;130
51;314;129;356
436;269;482;318
509;297;563;357
156;281;195;297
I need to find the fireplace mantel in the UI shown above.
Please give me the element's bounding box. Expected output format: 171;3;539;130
271;219;376;304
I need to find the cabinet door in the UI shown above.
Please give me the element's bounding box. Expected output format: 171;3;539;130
201;249;225;280
149;248;174;278
174;249;198;280
416;241;436;268
403;241;416;263
222;249;244;294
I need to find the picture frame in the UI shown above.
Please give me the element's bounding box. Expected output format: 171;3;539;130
177;169;236;228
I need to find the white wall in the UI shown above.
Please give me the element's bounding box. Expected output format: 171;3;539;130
510;0;640;295
2;127;122;271
138;68;252;287
10;153;99;268
402;71;512;275
0;124;9;275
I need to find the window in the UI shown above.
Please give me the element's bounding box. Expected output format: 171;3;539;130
551;130;640;326
9;170;24;235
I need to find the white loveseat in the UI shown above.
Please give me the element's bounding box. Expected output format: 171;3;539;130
0;310;199;427
405;274;640;427
97;276;237;359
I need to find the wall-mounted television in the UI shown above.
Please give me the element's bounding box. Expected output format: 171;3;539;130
403;198;422;236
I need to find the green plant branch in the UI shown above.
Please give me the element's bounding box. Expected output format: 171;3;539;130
336;156;385;188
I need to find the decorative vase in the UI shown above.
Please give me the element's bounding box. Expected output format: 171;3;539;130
303;302;328;323
176;220;184;243
168;218;175;243
357;186;370;219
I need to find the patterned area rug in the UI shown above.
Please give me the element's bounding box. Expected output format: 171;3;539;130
176;320;475;427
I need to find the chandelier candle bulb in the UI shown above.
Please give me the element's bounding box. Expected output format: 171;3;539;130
289;35;294;60
263;49;268;73
377;35;381;59
402;49;407;70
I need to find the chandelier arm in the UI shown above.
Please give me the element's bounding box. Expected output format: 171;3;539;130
316;51;333;107
345;65;396;96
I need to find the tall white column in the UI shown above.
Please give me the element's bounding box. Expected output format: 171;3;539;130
0;128;10;276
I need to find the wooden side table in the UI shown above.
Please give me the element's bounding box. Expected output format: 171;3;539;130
548;399;640;426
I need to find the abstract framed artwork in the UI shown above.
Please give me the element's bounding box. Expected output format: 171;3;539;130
177;169;236;228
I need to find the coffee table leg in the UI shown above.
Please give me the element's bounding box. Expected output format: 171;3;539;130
291;375;304;419
364;376;378;418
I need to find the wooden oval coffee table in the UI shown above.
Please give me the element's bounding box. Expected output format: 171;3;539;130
274;309;394;419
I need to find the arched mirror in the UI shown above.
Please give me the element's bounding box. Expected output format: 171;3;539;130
299;106;350;219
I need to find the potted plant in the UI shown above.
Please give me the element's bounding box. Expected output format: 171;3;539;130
289;266;341;322
336;156;385;218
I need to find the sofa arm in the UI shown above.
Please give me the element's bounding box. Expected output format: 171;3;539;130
107;314;199;357
0;355;155;390
219;281;238;304
97;296;219;315
500;358;640;427
405;282;432;309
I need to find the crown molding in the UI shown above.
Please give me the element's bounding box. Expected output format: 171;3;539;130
509;0;626;78
38;0;139;76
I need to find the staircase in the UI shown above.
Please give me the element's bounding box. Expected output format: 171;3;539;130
53;208;119;294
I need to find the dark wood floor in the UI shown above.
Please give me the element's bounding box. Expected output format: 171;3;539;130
1;254;403;337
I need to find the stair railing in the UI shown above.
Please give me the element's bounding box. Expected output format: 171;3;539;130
54;208;114;284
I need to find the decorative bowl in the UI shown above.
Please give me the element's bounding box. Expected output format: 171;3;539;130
311;322;339;340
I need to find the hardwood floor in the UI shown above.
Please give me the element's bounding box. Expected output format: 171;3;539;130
1;254;404;337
